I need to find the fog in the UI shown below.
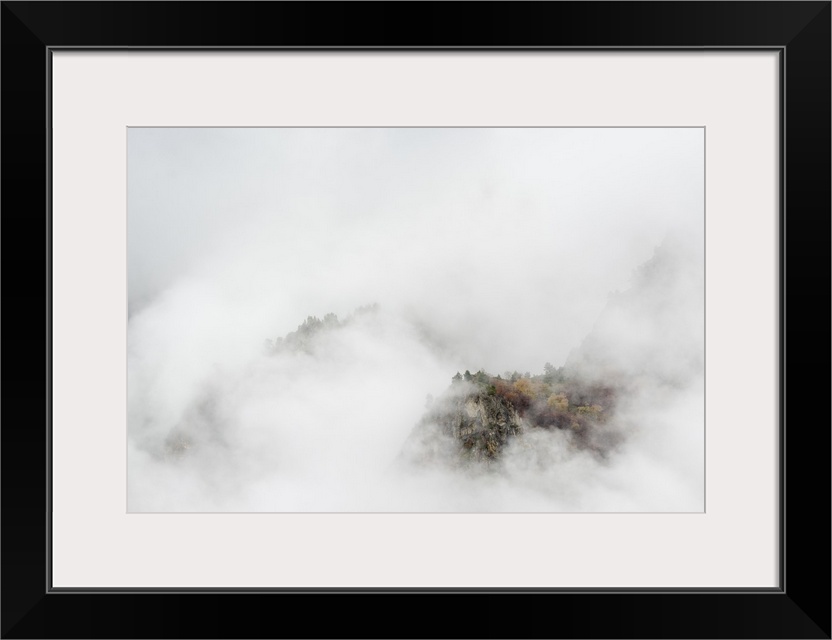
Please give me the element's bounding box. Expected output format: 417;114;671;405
127;127;704;512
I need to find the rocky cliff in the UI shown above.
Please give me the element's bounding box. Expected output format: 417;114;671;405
399;382;525;467
399;373;622;470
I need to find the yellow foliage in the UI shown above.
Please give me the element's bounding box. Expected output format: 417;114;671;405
514;378;534;397
547;393;569;411
575;404;603;418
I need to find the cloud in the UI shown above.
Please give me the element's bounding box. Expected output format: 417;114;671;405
127;127;704;512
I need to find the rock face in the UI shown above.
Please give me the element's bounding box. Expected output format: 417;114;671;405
399;382;524;467
451;392;525;461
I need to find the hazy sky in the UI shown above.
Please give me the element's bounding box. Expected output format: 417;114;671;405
127;127;704;512
128;127;703;373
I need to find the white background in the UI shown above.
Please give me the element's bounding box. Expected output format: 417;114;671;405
51;52;779;588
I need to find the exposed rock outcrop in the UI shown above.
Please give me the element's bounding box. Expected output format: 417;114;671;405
399;382;524;467
399;373;624;471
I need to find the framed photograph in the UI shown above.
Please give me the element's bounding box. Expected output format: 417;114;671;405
2;2;829;638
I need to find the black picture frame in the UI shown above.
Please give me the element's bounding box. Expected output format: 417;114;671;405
2;2;829;638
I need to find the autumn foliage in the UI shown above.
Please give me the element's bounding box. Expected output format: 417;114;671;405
455;366;618;434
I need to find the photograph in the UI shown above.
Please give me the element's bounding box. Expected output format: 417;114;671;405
127;126;705;513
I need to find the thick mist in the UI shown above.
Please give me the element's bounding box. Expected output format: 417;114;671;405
127;127;704;512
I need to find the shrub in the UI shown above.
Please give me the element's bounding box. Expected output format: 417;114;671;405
547;393;569;411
